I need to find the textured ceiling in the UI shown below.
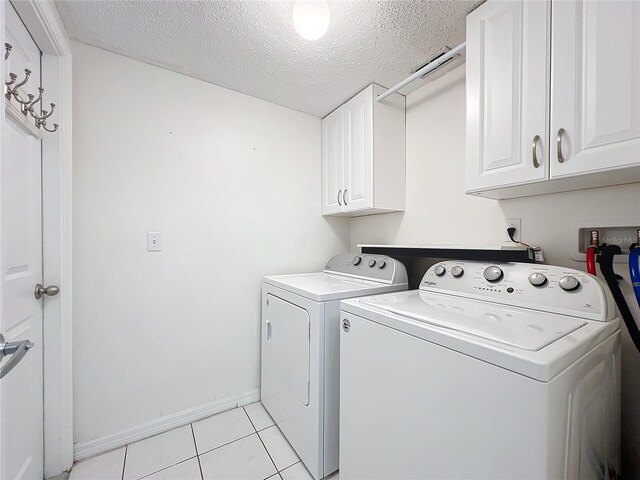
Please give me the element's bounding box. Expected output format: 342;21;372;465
55;0;481;117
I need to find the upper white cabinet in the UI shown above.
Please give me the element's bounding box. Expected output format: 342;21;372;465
466;0;640;199
321;84;405;216
322;107;344;215
466;1;550;191
551;0;640;178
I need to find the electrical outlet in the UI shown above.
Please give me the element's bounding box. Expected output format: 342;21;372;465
505;218;522;242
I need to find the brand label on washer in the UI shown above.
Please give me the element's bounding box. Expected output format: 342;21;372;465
342;319;351;332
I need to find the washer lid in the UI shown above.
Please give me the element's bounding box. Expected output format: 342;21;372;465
360;291;586;351
263;272;407;302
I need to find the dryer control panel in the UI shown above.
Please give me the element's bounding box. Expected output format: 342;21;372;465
421;261;614;322
324;253;408;285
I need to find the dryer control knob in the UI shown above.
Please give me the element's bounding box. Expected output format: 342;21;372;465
559;275;580;291
378;259;386;269
368;259;377;268
352;256;362;266
483;266;503;282
434;265;446;277
451;266;464;278
528;272;547;287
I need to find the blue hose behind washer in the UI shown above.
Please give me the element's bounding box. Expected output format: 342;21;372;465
630;247;640;308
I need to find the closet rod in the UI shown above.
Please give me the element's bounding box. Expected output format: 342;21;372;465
377;41;467;102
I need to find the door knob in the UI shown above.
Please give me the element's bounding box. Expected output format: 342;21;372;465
0;333;34;379
34;284;60;300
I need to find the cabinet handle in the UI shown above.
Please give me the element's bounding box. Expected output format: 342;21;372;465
532;135;541;168
337;190;342;206
343;189;348;206
556;128;566;163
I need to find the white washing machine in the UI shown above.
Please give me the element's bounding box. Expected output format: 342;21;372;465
261;253;408;480
340;260;621;480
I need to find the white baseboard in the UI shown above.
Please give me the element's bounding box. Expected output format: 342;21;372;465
73;389;260;462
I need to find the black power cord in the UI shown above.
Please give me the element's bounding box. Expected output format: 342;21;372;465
598;244;640;353
507;227;535;250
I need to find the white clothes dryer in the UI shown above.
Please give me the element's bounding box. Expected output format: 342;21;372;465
340;260;621;480
261;253;408;479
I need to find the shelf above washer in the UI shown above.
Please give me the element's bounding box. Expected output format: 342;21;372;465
358;244;535;263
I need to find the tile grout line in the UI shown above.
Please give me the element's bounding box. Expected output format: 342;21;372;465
190;424;205;480
257;423;276;433
111;406;289;480
116;412;282;480
121;446;128;480
197;431;257;457
277;461;300;474
279;461;301;474
245;407;301;474
242;406;259;434
136;457;199;480
243;407;280;475
128;425;200;480
245;403;276;432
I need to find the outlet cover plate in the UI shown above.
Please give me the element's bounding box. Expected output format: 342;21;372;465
147;232;162;252
505;218;522;242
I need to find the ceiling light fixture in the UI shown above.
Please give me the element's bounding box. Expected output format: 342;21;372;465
292;0;330;41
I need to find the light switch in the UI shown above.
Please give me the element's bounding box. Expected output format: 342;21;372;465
147;232;162;252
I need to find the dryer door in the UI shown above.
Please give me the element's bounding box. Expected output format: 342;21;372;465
263;294;310;406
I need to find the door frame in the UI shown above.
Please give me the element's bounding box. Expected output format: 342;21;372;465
1;0;73;476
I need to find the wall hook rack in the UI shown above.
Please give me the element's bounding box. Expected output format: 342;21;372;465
28;86;56;126
4;45;60;134
5;72;17;97
8;68;32;103
33;104;56;126
41;121;58;133
28;85;42;110
14;91;35;115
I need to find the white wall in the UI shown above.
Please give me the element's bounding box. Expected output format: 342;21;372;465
73;40;640;473
72;42;350;445
350;64;640;476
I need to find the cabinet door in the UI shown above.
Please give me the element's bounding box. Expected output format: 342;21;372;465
550;0;640;178
321;108;344;215
465;1;550;192
343;87;373;212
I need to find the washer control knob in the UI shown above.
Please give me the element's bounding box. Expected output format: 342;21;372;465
483;266;503;282
368;259;377;268
378;259;386;269
528;272;547;287
434;265;446;277
451;266;464;278
559;275;580;291
352;256;362;266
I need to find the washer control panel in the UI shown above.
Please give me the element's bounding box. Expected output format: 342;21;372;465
420;261;613;321
323;253;408;284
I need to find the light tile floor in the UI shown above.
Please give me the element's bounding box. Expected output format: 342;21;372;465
69;402;339;480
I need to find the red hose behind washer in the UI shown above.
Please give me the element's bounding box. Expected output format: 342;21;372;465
586;246;597;276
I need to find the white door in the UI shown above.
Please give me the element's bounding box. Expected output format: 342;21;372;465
550;0;640;178
1;5;44;480
465;0;550;192
321;107;343;215
343;87;372;212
